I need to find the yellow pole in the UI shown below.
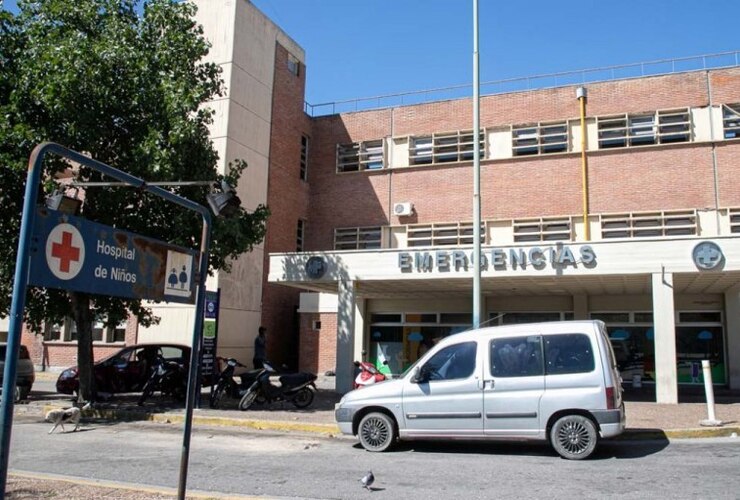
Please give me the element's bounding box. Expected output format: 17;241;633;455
578;87;590;241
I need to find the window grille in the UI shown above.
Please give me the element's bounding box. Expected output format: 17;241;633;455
334;226;382;250
296;219;305;251
729;208;740;233
337;139;384;172
300;135;309;180
512;122;568;156
407;222;483;247
409;130;484;166
600;210;697;239
723;104;740;139
597;109;691;149
287;53;300;76
513;217;572;242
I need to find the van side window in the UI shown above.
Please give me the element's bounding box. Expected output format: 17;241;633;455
423;341;477;381
490;336;543;377
544;334;595;375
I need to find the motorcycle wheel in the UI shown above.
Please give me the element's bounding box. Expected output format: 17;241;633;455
292;387;314;409
138;379;156;406
209;382;225;409
238;387;259;411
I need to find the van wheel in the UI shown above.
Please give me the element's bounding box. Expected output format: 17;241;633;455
550;414;597;460
358;412;395;452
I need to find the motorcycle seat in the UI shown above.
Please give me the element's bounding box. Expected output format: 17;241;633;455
279;372;316;386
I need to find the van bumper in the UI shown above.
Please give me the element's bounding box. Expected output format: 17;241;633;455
592;404;626;438
335;406;356;436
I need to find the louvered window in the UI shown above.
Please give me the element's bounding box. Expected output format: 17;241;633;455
600;210;696;239
513;217;572;242
334;227;382;250
512;122;568;156
407;222;483;247
409;130;484;166
337;139;384;172
723;104;740;139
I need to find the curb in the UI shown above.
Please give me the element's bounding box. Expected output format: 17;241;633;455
36;405;740;440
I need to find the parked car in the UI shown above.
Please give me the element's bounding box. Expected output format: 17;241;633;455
56;344;190;396
335;320;625;460
0;343;36;401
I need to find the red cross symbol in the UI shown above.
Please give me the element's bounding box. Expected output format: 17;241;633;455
50;231;81;273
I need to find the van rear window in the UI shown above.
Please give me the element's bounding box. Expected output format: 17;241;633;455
544;334;594;375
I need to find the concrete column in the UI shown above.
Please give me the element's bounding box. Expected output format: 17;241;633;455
652;272;678;404
335;279;356;394
723;289;740;389
573;294;589;320
354;297;366;364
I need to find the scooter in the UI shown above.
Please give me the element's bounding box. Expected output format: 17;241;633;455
353;360;386;389
209;357;261;409
137;354;187;405
238;361;317;410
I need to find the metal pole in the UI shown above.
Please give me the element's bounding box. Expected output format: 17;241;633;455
0;145;44;496
472;0;482;329
577;87;590;241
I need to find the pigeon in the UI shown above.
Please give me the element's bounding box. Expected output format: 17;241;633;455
360;471;374;490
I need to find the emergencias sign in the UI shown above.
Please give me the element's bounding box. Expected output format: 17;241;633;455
29;207;197;304
398;245;597;273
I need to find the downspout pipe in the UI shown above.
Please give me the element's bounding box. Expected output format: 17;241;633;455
577;87;590;241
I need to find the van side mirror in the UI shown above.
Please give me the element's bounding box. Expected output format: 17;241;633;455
411;366;430;384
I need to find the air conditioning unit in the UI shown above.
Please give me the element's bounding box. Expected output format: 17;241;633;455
393;202;414;217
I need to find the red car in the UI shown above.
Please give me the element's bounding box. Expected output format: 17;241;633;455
56;344;190;395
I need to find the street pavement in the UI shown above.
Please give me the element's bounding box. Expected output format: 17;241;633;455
5;371;740;498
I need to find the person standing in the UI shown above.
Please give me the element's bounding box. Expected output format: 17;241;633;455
253;326;267;369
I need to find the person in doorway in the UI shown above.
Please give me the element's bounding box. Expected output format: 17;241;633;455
253;326;267;369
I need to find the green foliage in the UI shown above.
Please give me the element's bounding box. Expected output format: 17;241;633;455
0;0;269;397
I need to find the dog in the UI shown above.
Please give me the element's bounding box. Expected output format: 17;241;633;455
46;402;92;434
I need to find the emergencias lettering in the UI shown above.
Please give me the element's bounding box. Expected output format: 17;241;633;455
398;245;597;272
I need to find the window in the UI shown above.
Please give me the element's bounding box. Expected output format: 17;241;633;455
490;336;543;377
337;139;384;172
512;122;568;156
544;334;595;375
409;130;484;166
422;341;477;381
729;208;740;233
44;322;63;341
600;210;697;239
513;216;571;242
296;219;305;252
407;221;483;247
300;135;309;181
723;104;740;139
287;53;300;76
597;109;691;149
334;226;381;250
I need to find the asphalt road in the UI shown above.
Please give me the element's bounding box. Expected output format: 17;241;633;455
7;413;740;500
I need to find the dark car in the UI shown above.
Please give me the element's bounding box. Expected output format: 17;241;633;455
56;344;190;395
0;344;36;401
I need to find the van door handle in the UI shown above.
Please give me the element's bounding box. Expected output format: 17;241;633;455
482;379;495;389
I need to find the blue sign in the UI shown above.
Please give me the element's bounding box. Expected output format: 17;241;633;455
29;208;197;304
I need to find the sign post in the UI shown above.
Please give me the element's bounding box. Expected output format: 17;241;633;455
0;143;212;500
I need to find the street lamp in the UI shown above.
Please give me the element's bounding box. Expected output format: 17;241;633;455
45;189;82;215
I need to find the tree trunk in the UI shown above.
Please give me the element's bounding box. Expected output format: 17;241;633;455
70;291;96;403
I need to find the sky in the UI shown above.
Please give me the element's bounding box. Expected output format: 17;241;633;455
4;0;740;106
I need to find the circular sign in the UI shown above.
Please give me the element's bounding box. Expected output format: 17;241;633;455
305;256;327;279
206;301;216;314
692;241;723;270
45;223;85;280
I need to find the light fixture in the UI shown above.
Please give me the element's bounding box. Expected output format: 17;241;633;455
45;190;82;215
206;180;241;218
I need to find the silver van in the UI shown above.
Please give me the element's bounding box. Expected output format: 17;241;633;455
335;320;624;460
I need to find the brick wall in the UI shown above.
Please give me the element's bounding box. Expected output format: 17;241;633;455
261;42;313;369
299;312;337;375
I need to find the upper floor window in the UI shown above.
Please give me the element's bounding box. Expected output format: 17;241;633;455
334;226;382;250
597;109;691;149
512;122;568;156
407;221;483;247
300;135;309;181
723;104;740;139
337;139;384;172
600;209;697;239
409;130;484;166
513;216;572;242
45;318;125;343
287;53;300;76
296;219;305;252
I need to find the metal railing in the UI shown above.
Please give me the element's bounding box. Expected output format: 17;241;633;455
304;51;740;117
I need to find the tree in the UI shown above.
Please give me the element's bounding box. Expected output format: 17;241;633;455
0;0;269;402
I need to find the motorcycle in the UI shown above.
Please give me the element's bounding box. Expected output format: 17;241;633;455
353;360;386;389
238;361;317;410
209;357;261;409
137;354;187;405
